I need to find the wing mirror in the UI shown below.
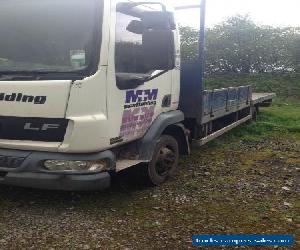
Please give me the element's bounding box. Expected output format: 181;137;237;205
126;20;144;34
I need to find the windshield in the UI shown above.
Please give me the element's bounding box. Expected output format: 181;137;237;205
0;0;102;77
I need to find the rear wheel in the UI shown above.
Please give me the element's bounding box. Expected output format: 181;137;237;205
144;135;179;186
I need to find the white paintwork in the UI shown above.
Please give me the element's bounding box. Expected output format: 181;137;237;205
0;0;181;153
0;81;71;118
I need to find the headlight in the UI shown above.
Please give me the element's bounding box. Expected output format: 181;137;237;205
44;159;109;172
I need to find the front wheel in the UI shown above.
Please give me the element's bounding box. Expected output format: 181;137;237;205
144;135;179;186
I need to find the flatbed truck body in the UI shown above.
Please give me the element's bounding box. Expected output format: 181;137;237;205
0;0;275;190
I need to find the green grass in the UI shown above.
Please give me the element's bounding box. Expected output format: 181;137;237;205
205;105;300;147
229;104;300;141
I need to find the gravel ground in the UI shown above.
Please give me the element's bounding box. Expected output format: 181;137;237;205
0;135;299;249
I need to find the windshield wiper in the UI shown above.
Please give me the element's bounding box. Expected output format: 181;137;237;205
0;74;38;81
0;71;84;81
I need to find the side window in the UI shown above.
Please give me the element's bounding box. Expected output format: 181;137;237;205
115;3;174;75
115;11;145;74
115;3;176;89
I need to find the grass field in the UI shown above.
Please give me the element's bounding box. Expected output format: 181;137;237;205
0;74;299;249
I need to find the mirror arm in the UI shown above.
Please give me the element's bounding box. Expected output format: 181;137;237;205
117;79;144;90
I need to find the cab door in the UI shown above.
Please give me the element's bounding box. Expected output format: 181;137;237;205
106;1;176;145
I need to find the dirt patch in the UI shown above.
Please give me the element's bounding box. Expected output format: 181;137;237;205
0;136;298;249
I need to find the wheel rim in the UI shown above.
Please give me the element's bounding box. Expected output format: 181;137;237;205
155;145;176;177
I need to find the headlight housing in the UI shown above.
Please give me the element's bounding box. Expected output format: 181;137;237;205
44;159;109;173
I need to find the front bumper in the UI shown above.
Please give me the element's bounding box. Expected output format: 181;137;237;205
0;148;115;191
0;171;111;191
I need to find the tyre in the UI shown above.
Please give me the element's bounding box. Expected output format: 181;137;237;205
143;135;179;186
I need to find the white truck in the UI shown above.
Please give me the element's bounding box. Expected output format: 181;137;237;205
0;0;275;190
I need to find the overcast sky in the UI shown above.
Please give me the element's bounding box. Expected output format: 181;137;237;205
171;0;300;28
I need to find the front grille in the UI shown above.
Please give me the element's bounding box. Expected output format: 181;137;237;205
0;116;68;142
0;155;25;169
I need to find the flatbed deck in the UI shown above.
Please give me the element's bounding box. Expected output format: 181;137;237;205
252;93;276;105
193;90;276;147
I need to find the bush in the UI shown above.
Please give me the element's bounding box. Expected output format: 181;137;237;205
180;16;300;74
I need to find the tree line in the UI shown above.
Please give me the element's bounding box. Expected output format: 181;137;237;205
180;15;300;74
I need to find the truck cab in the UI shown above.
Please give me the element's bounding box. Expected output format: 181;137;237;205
0;0;185;190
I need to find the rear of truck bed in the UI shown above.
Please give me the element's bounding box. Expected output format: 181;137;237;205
252;93;276;106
